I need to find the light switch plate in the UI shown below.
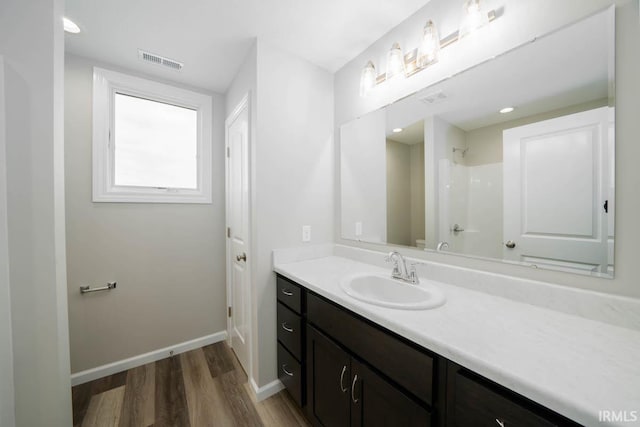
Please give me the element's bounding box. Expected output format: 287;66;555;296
355;221;363;237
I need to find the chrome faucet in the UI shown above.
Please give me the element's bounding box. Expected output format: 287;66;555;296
385;251;419;284
436;241;449;251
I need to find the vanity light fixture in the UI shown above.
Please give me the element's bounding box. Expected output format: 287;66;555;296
63;17;81;34
358;1;499;97
500;107;515;114
359;61;377;97
392;128;404;133
386;43;407;81
417;20;441;68
459;0;490;39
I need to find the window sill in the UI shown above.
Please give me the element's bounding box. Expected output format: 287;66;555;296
92;188;212;204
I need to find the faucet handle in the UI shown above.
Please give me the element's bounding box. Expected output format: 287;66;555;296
408;263;420;284
385;251;399;262
385;251;402;278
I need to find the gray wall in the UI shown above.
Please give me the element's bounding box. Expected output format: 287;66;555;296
0;56;16;427
225;41;334;388
65;54;227;373
0;0;72;425
386;139;411;246
334;0;640;299
254;41;335;387
410;142;425;245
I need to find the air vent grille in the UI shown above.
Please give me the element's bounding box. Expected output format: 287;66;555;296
138;49;183;71
417;90;447;104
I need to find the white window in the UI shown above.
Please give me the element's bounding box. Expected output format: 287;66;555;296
92;67;212;203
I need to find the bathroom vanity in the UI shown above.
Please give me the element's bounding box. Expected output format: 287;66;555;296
277;273;578;426
273;248;640;427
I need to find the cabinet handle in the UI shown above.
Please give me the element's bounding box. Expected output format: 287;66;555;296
281;288;294;296
339;366;348;393
281;322;294;333
495;419;505;427
282;364;294;377
351;375;359;403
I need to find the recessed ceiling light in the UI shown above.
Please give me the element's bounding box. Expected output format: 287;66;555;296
392;128;403;133
63;17;81;34
500;107;515;114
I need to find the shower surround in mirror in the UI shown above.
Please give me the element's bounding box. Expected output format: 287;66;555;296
340;8;615;277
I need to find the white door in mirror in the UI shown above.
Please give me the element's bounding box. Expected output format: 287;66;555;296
503;106;612;274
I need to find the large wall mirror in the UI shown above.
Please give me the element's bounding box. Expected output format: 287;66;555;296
340;8;615;278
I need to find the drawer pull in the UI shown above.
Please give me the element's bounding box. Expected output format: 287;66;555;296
339;366;348;393
282;364;294;377
281;288;294;296
495;419;505;427
351;374;359;403
281;322;294;333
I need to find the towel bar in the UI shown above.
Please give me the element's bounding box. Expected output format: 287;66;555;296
80;282;117;294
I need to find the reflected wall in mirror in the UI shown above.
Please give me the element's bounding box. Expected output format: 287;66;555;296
340;8;615;277
386;122;425;248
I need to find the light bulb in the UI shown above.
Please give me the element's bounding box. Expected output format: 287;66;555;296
459;0;489;39
63;17;81;34
417;20;440;68
386;43;406;81
359;61;377;97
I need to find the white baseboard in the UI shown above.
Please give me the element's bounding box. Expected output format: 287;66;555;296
250;377;284;402
70;331;228;386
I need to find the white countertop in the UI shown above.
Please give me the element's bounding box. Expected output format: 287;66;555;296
274;255;640;427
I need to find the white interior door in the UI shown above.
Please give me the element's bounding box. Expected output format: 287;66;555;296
226;95;250;374
503;107;611;273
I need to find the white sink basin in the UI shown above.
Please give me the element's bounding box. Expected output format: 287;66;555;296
340;273;445;310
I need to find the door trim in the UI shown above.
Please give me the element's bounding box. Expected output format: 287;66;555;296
225;93;252;378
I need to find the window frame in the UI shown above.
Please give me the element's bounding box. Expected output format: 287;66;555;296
92;67;213;203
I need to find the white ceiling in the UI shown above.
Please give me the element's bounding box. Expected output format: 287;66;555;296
65;0;432;93
387;120;424;145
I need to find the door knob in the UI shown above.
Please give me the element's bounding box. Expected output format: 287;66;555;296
236;252;247;262
505;241;516;249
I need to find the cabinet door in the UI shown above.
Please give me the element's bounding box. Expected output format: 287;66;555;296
306;325;351;427
351;359;431;427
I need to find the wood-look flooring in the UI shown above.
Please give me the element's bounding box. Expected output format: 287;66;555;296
72;342;310;427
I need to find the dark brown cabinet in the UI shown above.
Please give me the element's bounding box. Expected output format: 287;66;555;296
306;292;434;406
351;359;431;427
277;302;302;360
306;325;351;427
306;325;430;427
446;363;580;427
277;342;303;406
276;275;305;406
275;273;582;427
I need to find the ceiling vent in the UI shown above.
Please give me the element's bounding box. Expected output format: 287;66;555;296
138;49;183;71
417;90;447;104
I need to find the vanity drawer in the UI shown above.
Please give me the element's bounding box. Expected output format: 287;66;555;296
278;343;303;406
307;292;434;405
448;366;565;427
277;275;302;314
277;302;302;361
